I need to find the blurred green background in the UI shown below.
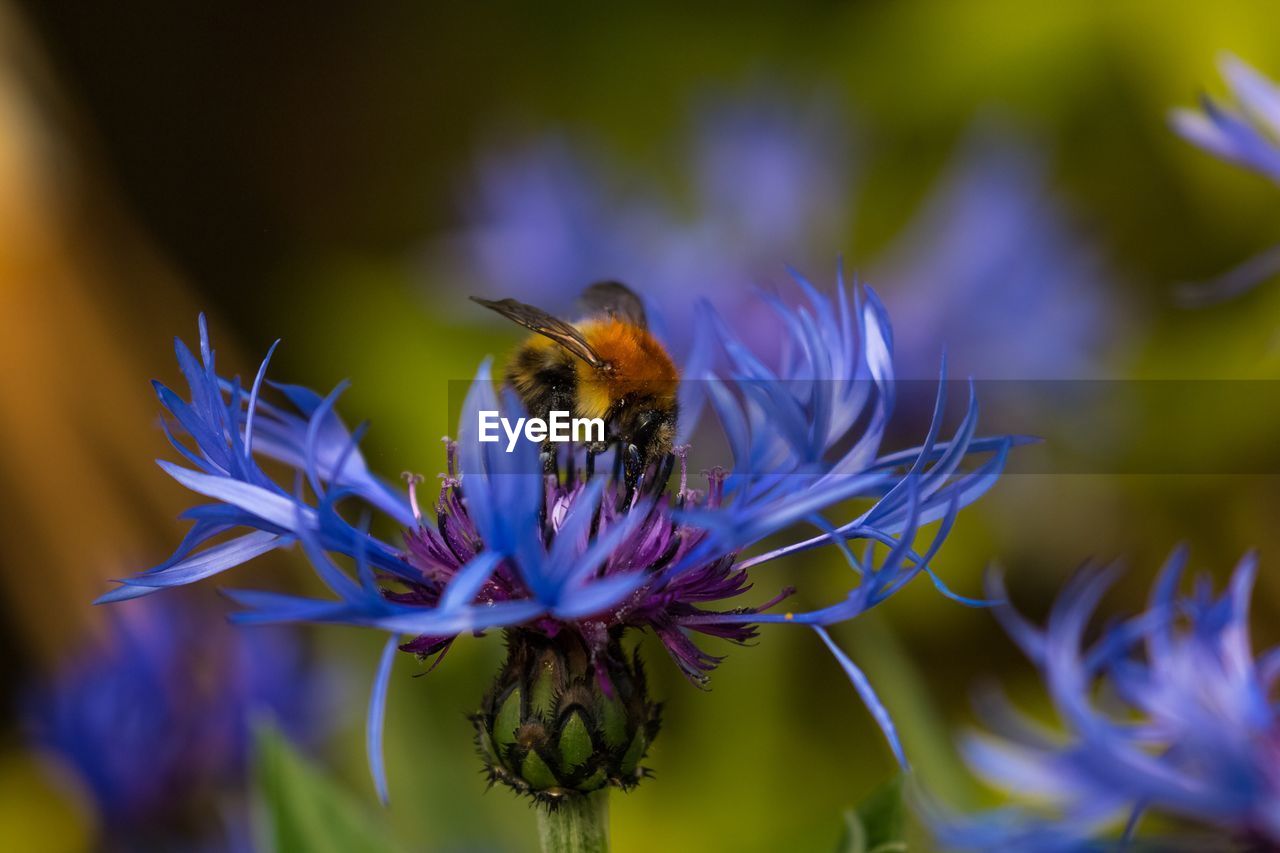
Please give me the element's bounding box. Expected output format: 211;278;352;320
3;1;1280;850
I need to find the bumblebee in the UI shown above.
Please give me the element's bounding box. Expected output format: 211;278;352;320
471;282;678;491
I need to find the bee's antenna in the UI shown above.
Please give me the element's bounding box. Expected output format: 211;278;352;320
612;442;625;484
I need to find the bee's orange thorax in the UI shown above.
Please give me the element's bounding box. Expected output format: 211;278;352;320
573;319;678;419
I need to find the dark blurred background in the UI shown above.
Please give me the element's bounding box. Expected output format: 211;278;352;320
4;2;1280;850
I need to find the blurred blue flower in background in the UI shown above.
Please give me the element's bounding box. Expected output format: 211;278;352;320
929;548;1280;851
1173;54;1280;185
448;92;850;362
95;274;1017;803
27;595;324;849
1172;54;1280;305
445;92;1119;378
872;122;1115;379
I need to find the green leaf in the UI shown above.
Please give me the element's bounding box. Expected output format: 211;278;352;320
494;687;523;751
597;695;627;750
529;652;559;720
251;720;404;853
837;809;868;853
559;712;594;770
837;774;907;853
521;749;562;790
618;729;646;776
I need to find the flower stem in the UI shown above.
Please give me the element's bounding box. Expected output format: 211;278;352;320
536;792;609;853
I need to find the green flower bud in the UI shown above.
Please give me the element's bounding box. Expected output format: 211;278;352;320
473;629;661;804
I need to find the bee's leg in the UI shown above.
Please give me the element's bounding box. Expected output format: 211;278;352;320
536;446;552;532
539;443;557;478
565;441;577;484
622;444;642;502
651;452;675;495
611;440;625;483
584;447;597;479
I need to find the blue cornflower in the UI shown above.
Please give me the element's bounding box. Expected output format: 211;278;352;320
98;272;1015;804
446;94;1118;378
929;548;1280;851
1172;54;1280;304
447;96;848;364
872;120;1117;379
27;594;324;849
1172;54;1280;185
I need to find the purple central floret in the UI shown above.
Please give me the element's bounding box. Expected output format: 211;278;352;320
395;444;790;685
95;270;1019;801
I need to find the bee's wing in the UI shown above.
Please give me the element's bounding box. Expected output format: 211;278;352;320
470;296;606;368
581;281;648;329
